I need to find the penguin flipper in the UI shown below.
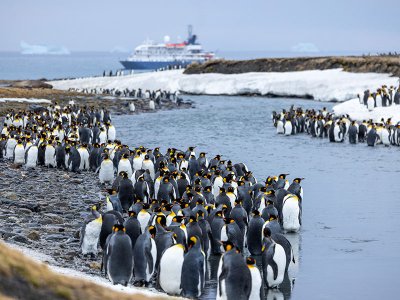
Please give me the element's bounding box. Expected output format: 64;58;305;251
218;258;227;297
270;256;279;281
146;246;154;275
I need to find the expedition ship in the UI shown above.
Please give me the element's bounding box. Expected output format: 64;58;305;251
120;26;215;70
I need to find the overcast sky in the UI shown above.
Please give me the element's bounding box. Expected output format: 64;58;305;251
1;0;399;53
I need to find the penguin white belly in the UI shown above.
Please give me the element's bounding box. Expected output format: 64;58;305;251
118;160;133;178
282;196;301;232
216;256;227;300
213;178;223;198
45;146;56;167
159;245;184;295
138;212;151;234
154;179;161;198
179;160;188;171
78;149;90;170
220;226;228;253
6;140;17;159
149;100;155;110
284;122;292;136
142;161;155;180
14;145;25;164
381;129;390;146
99;161;114;183
248;266;262;300
276;121;284;134
81;220;102;255
129;102;136;112
376;95;382;107
25;147;38;168
334;126;341;142
108;126;116;141
133;157;143;171
367;98;374;111
147;239;157;281
99;132;107;144
267;244;286;288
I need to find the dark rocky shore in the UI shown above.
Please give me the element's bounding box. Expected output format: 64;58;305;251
0;160;104;276
0;85;193;117
185;55;400;77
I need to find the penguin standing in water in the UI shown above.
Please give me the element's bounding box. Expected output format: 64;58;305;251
158;243;185;296
105;225;133;286
348;121;358;144
262;230;287;288
283;116;293;136
282;194;301;232
246;257;263;300
367;125;380;146
181;236;206;298
133;226;157;286
247;210;265;256
80;205;102;257
216;241;251;300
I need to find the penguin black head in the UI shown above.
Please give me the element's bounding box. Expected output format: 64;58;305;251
148;226;156;238
197;210;204;218
221;241;235;252
156;215;167;227
263;227;272;238
234;199;241;206
172;216;184;223
119;171;128;178
237;180;244;186
227;187;235;193
113;224;126;232
162;176;169;183
122;153;129;159
144;154;149;160
128;211;137;217
219;187;226;194
269;214;278;221
188;216;197;223
188;236;199;249
279;173;289;179
215;211;223;218
204;186;212;192
252;210;260;216
294;178;304;184
224;218;235;224
246;257;256;266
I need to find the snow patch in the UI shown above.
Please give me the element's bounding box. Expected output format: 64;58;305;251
0;98;51;104
50;69;399;102
333;98;400;123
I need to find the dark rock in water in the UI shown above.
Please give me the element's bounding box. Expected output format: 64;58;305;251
12;234;31;245
27;231;40;241
71;178;83;184
18;208;33;214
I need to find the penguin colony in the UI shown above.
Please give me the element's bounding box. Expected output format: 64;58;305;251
357;85;400;111
0;103;304;299
273;106;399;147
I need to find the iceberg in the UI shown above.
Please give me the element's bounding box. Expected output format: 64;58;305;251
20;41;70;55
50;69;399;102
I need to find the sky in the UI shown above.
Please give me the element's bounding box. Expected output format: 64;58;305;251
1;0;399;53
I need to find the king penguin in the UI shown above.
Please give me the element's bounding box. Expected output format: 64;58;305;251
158;243;185;295
133;225;157;286
105;224;133;286
80;205;102;257
246;257;263;300
181;236;206;298
216;241;251;300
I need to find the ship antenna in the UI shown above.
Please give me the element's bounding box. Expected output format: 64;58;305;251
188;25;193;41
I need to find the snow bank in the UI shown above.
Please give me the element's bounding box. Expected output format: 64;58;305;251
333;98;400;123
0;98;51;104
5;242;170;298
50;69;399;102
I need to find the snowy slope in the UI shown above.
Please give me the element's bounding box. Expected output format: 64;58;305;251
0;98;51;103
50;69;399;102
333;98;400;123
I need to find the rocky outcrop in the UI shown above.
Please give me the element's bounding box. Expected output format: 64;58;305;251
185;55;400;77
